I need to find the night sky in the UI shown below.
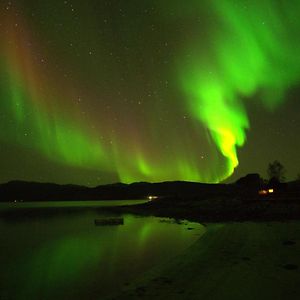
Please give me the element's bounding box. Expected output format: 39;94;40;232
0;0;299;186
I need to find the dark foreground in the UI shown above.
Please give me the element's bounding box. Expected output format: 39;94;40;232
105;221;300;300
101;194;300;299
1;181;300;299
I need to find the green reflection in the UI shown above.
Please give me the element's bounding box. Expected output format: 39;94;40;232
0;211;205;299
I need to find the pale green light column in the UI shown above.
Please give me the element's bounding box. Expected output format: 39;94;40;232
180;0;300;178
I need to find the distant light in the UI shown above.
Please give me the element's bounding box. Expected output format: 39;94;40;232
258;190;268;195
259;188;274;196
148;195;158;200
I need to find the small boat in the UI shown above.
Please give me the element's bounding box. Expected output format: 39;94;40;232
94;217;124;226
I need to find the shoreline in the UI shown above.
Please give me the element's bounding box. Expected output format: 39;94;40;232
108;195;300;223
105;221;300;299
103;198;300;299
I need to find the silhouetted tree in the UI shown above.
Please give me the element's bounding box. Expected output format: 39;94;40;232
267;160;286;183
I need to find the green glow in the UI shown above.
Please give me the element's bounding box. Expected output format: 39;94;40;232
9;77;25;123
180;0;300;177
37;114;104;167
182;72;249;174
1;2;299;184
0;212;205;299
0;59;105;169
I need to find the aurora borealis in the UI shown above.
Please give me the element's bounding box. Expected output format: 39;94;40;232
0;0;299;185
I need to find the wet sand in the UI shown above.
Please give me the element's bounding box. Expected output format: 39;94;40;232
106;221;300;299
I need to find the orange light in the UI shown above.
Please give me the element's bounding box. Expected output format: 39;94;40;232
259;190;268;195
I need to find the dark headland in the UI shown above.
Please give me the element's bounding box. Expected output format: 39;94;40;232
1;174;300;222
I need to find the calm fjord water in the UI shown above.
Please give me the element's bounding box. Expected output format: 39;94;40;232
0;201;205;299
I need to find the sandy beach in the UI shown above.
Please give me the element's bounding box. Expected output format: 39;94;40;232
106;221;300;299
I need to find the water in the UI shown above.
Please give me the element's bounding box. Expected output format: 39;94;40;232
0;199;149;209
0;202;205;299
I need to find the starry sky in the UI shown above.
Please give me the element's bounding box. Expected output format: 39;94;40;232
0;0;299;186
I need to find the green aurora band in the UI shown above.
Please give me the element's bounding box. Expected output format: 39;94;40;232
180;0;300;177
0;16;105;170
0;1;299;184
